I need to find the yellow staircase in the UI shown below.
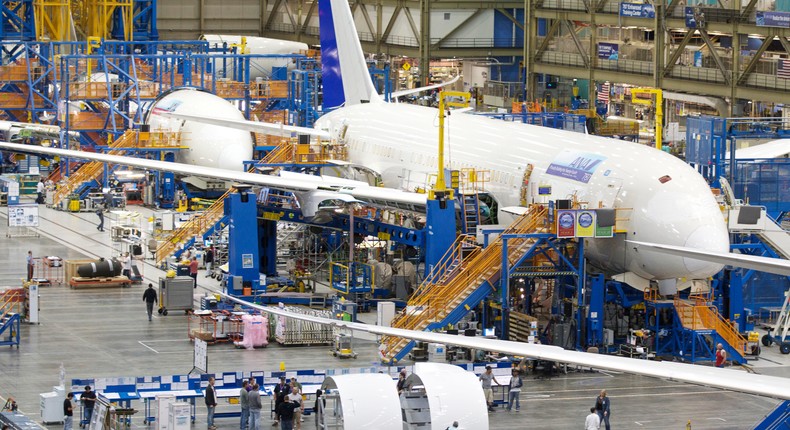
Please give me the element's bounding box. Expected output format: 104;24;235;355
380;205;550;362
674;298;748;359
155;189;231;266
51;130;137;207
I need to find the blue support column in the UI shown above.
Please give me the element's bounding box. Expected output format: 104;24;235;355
257;218;278;278
576;238;585;349
586;273;605;348
423;196;456;278
226;188;260;296
500;239;510;339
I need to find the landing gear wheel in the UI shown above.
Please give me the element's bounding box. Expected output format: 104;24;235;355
761;334;773;347
162;309;168;316
780;342;790;355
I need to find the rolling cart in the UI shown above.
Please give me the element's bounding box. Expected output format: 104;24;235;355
158;276;194;316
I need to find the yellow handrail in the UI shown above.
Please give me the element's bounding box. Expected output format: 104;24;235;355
382;205;549;358
674;298;748;355
52;130;138;206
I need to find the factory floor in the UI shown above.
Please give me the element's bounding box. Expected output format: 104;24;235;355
1;202;789;430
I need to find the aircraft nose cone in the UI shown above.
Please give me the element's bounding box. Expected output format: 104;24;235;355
683;224;729;276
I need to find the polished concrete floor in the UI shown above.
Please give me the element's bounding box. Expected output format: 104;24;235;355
0;202;789;429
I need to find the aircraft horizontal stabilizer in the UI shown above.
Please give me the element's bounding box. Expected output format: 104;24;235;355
220;293;790;400
157;112;331;139
390;76;461;100
627;240;790;277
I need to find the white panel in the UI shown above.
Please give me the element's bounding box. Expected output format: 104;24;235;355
386;9;420;42
413;363;489;430
429;10;476;39
322;374;401;430
432;9;494;42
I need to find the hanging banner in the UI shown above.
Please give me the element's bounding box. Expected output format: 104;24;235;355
576;210;596;237
620;3;656;18
556;210;576;238
756;11;790;28
595;223;614;238
597;43;619;60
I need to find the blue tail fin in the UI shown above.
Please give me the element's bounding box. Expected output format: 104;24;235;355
318;0;380;109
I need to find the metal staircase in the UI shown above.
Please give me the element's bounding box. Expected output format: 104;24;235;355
754;400;790;430
379;205;549;363
673;298;748;364
51;129;138;207
154;192;230;266
460;194;480;236
0;290;22;347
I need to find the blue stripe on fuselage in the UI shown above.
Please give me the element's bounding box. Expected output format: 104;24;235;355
319;0;345;109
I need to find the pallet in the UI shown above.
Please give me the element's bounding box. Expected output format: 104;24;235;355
69;276;131;289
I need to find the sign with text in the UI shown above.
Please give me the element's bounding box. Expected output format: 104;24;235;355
620;2;655;18
546;150;607;184
684;7;699;28
597;43;619;60
194;338;208;373
756;11;790;28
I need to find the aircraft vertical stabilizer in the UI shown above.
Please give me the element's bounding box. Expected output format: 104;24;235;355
318;0;381;108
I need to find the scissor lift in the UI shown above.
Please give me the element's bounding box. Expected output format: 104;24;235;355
761;289;790;354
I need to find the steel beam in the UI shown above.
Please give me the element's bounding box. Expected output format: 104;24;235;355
736;32;773;86
535;19;560;60
698;32;729;83
496;8;524;31
662;29;695;77
564;20;590;68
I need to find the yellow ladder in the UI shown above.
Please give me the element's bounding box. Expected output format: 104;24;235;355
380;205;549;362
51;130;138;207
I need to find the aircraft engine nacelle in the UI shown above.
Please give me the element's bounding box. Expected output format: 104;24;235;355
77;258;122;278
201;35;309;80
146;89;253;171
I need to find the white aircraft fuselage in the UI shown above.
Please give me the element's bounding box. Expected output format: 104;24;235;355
316;102;730;282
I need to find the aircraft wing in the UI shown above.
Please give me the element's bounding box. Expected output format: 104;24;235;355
627;240;790;276
156;112;331;139
0;141;426;215
729;139;790;160
390;76;461;100
220;293;790;400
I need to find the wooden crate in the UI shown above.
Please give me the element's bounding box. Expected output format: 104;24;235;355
64;259;95;285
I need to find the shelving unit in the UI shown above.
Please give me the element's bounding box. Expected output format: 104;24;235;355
400;390;431;428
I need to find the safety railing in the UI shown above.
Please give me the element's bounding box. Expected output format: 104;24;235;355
381;205;548;358
0;290;22;323
674;298;747;354
51;129;137;206
154;191;230;265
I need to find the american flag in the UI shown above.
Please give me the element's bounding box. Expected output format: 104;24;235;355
779;60;790;80
597;82;610;102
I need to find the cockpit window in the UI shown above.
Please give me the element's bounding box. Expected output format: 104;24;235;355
659;175;671;184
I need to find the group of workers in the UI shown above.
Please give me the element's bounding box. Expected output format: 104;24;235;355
61;385;96;430
205;375;311;430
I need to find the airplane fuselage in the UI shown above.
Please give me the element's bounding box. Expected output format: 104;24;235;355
316;102;729;282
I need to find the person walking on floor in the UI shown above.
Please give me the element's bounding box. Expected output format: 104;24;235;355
286;386;304;430
248;383;262;430
142;283;157;321
63;392;74;430
26;251;34;281
479;365;500;412
95;205;104;232
205;377;217;430
239;380;249;430
594;389;611;430
36;178;45;204
189;256;199;288
81;386;96;427
506;368;523;412
272;376;288;426
585;407;601;430
204;247;214;277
